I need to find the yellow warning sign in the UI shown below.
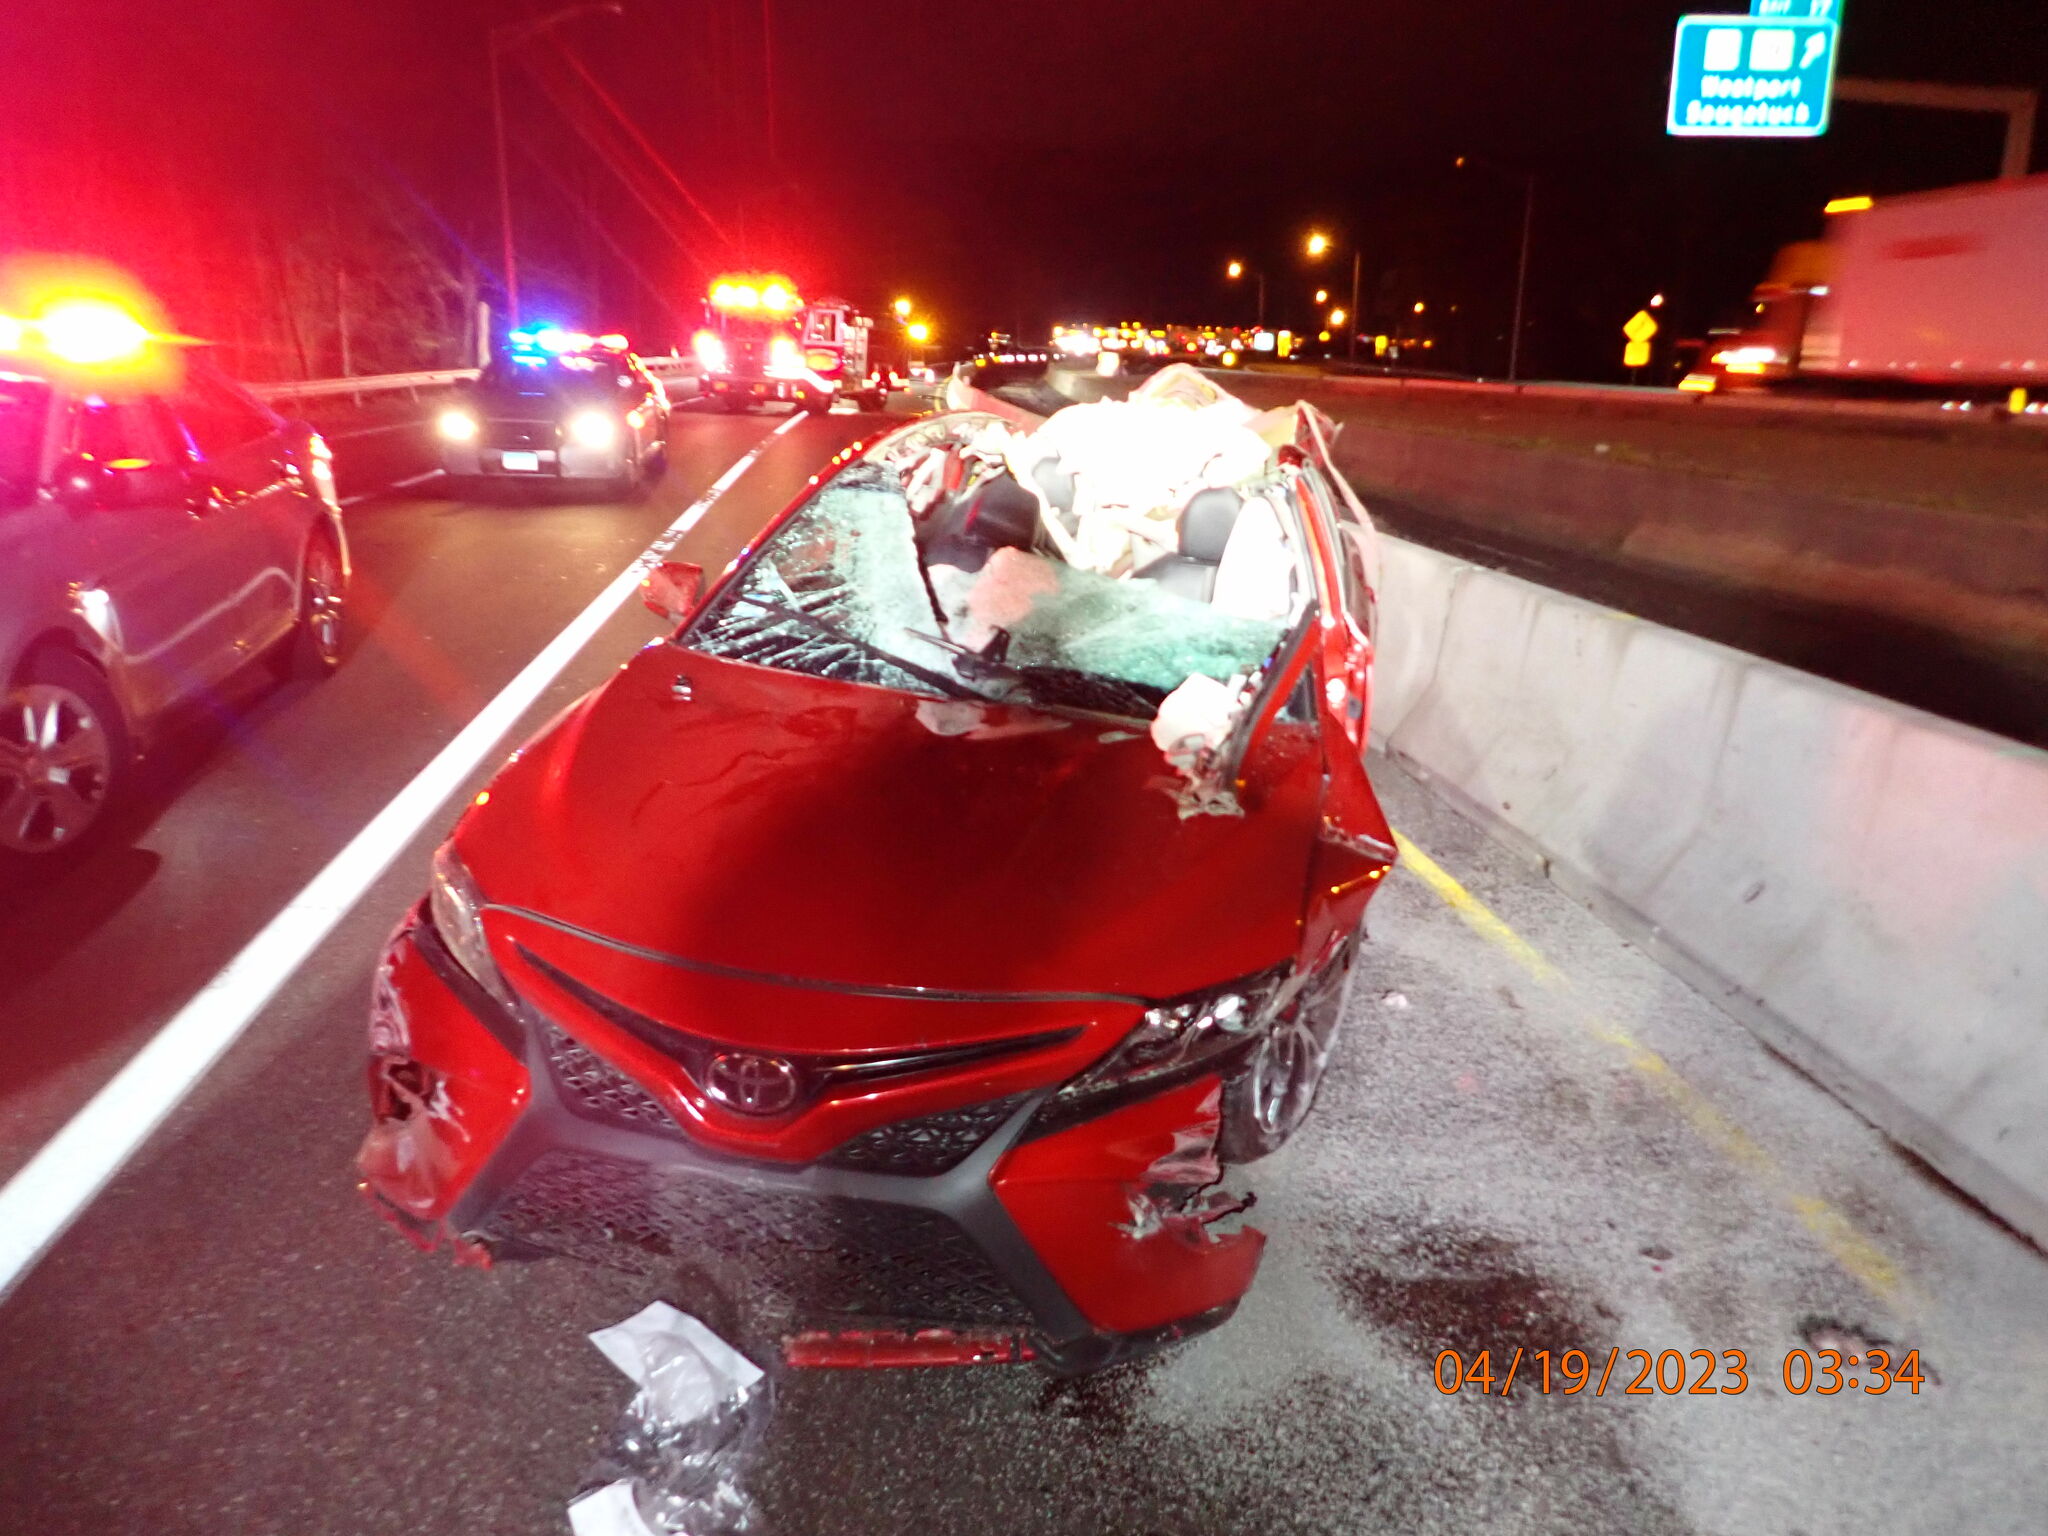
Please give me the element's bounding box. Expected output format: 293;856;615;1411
1624;339;1652;369
1624;309;1659;343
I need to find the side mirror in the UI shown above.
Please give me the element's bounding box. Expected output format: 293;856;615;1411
641;559;705;628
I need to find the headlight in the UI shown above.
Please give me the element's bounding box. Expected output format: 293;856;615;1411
1053;966;1291;1116
767;335;803;377
567;408;618;449
437;409;480;442
427;843;515;1009
692;330;727;371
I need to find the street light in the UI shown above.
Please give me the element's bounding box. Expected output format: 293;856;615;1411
1456;154;1538;382
1225;259;1266;327
906;320;931;344
1305;232;1363;362
892;297;913;318
490;2;622;330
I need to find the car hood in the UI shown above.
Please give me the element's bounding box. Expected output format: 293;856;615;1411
458;649;1323;1001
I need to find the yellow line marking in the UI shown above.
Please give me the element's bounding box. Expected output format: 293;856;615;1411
1390;830;1910;1310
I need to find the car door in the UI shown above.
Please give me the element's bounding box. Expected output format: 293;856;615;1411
72;394;247;716
168;370;306;659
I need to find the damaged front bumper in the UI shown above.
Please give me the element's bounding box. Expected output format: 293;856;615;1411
358;906;1265;1375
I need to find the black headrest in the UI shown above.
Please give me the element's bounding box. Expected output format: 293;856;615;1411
962;474;1042;549
1179;487;1242;563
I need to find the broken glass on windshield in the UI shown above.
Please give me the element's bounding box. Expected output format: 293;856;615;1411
688;463;970;697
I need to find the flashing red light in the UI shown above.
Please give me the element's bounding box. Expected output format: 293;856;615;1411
31;298;152;365
692;329;728;372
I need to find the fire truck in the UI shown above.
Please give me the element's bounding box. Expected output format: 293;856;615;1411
691;274;892;413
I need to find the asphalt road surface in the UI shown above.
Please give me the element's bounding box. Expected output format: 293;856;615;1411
2;404;2044;1535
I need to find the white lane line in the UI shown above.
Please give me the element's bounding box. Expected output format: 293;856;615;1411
339;467;445;508
0;411;808;1303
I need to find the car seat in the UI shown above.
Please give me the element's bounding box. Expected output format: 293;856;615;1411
1133;487;1242;602
920;472;1043;572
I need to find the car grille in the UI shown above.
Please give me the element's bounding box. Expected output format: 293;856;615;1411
821;1093;1032;1176
483;418;556;450
476;1148;1035;1325
545;1024;687;1139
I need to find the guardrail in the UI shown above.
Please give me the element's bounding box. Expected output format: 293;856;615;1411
253;368;477;404
251;354;698;406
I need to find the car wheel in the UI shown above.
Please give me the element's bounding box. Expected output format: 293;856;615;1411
1218;933;1356;1163
607;450;643;500
277;532;346;681
857;389;887;412
0;652;133;868
719;395;751;414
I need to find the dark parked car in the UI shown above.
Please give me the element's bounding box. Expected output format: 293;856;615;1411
0;302;348;870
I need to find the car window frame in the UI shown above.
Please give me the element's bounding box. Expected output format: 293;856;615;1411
171;365;284;464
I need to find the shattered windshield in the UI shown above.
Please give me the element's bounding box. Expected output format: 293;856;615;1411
686;399;1305;726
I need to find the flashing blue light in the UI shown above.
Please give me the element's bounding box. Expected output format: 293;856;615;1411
507;324;600;358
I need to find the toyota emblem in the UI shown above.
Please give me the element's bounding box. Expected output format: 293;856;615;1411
703;1051;801;1115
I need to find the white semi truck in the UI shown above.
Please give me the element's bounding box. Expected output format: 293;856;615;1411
1687;172;2048;399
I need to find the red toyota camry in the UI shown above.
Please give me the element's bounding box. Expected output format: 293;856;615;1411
358;380;1396;1374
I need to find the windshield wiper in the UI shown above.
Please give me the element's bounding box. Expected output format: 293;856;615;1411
911;628;1165;720
723;592;987;702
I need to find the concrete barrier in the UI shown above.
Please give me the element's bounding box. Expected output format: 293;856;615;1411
1372;534;2048;1250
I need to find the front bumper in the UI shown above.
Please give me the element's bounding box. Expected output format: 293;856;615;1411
358;907;1264;1371
704;375;834;406
441;438;630;481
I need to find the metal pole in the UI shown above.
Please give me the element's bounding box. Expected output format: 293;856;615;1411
1833;78;2038;180
1508;175;1534;382
760;0;779;164
1348;248;1362;361
2005;94;2038;180
490;37;519;331
1257;271;1267;329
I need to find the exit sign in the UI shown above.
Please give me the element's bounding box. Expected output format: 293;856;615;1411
1667;15;1840;138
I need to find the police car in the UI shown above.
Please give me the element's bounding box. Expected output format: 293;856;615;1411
436;328;669;496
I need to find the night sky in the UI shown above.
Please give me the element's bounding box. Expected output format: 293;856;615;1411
5;0;2044;379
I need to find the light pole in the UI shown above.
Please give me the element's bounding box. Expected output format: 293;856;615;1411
1305;233;1364;361
1456;155;1537;382
490;2;622;331
1225;260;1266;329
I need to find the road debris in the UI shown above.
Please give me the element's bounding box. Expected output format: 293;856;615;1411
569;1302;770;1536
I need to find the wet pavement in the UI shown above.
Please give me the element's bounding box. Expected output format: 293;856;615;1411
2;408;2045;1535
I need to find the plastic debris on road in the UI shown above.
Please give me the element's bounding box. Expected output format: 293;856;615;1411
569;1301;770;1536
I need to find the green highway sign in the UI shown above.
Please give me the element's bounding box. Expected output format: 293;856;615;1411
1752;0;1838;17
1668;15;1839;138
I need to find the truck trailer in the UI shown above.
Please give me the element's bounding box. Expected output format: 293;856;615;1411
1686;173;2048;398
